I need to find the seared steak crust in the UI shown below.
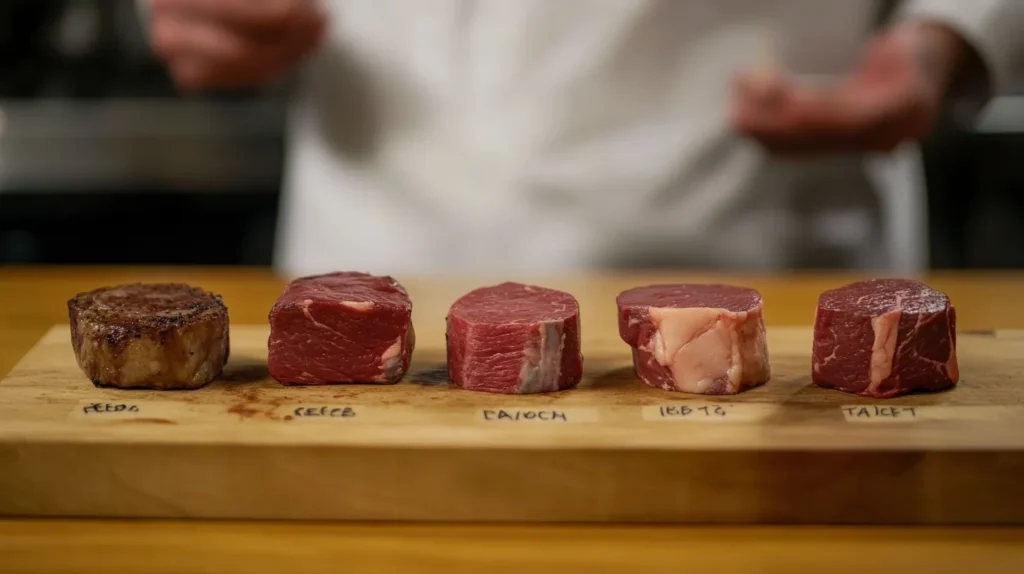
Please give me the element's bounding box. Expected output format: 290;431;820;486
68;283;229;389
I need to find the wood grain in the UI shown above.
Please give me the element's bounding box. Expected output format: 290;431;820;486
2;268;1024;571
2;521;1023;574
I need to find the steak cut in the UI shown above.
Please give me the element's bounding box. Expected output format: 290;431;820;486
268;272;415;385
617;284;770;394
812;278;958;398
68;283;229;390
446;282;583;394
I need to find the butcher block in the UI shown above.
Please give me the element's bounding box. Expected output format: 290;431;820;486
1;273;1024;525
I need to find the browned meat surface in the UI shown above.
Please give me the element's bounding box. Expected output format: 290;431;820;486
68;283;229;390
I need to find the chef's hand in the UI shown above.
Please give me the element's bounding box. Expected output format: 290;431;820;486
732;22;976;155
147;0;327;90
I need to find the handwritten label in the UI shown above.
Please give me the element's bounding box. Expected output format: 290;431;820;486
81;402;140;415
657;405;726;418
641;403;775;423
841;405;1024;423
285;405;360;422
478;408;598;424
292;406;357;418
68;400;195;422
842;405;917;422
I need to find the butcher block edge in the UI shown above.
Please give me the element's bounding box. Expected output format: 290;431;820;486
1;325;1023;524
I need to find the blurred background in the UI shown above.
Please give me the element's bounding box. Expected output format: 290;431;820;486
0;0;1021;268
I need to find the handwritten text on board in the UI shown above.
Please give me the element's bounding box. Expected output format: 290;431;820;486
81;403;140;415
278;405;363;423
292;406;357;418
478;408;599;423
641;403;775;422
840;405;1024;423
842;405;917;422
68;399;198;422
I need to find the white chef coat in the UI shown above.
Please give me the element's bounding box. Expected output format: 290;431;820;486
274;0;1024;276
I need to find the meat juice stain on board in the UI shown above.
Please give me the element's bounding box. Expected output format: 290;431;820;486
228;404;262;419
223;385;295;421
224;385;263;418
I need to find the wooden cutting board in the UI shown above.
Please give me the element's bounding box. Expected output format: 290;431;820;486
1;324;1023;524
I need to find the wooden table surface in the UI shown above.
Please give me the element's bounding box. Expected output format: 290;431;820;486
2;266;1024;573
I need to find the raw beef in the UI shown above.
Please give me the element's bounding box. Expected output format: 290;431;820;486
812;278;958;398
446;282;583;394
68;283;229;390
617;284;770;394
268;272;415;385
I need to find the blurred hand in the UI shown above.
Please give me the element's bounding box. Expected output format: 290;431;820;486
732;23;968;155
147;0;327;90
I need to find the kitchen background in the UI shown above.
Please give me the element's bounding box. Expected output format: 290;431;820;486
0;0;1021;268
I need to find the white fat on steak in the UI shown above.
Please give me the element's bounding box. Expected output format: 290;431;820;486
866;308;959;394
341;300;375;311
643;306;767;393
518;320;568;394
376;331;407;382
868;310;901;392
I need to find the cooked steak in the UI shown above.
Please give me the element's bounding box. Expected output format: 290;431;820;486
812;278;959;398
446;282;583;394
68;283;229;390
617;284;770;394
267;272;415;385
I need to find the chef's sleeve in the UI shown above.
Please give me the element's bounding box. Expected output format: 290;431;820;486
897;0;1024;107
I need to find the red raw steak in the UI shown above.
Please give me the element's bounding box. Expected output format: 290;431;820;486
268;272;414;385
812;278;958;398
446;282;583;394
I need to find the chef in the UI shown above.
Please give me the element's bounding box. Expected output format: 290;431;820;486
144;0;1024;275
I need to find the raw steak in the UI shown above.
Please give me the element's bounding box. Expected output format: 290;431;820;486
446;282;583;394
68;283;229;390
617;284;770;394
812;278;958;398
268;272;415;385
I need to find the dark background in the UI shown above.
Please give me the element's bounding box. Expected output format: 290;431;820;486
0;0;1021;268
